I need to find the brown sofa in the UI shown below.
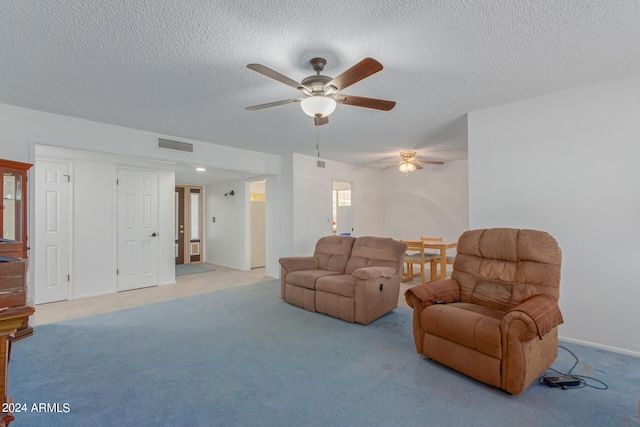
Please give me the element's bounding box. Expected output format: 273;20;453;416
279;235;407;325
405;228;563;395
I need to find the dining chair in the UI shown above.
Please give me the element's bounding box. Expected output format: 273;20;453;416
399;240;439;283
421;237;456;279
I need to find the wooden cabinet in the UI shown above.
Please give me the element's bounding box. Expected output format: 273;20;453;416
0;261;26;307
0;306;34;426
0;159;33;340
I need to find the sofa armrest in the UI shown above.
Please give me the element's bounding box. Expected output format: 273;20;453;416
351;266;397;280
404;279;460;310
503;295;563;340
278;257;318;273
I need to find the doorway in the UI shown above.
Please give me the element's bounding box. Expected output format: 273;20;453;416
332;181;352;235
174;185;203;265
249;180;266;269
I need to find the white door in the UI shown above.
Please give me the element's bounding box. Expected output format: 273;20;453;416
35;161;71;304
117;169;159;291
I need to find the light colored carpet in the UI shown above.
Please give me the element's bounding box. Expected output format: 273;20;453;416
8;280;640;426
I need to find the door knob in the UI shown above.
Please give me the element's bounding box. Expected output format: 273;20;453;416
150;232;157;237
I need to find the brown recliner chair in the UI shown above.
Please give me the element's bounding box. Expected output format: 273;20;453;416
405;228;563;395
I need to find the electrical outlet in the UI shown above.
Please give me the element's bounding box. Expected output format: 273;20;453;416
212;217;216;222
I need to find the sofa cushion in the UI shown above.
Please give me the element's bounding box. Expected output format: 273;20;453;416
421;302;503;359
345;236;406;275
286;270;341;290
313;235;356;273
316;274;354;297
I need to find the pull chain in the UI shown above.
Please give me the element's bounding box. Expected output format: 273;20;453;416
316;127;321;158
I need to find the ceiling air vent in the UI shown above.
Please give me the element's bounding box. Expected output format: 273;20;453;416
317;160;326;168
158;138;193;153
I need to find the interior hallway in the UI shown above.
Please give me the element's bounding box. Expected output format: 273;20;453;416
32;263;425;326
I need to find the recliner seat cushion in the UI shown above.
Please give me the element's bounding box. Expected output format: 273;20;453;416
316;274;354;297
421;302;503;358
286;270;341;290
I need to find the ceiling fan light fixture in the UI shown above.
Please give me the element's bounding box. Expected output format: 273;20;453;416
399;162;416;173
300;96;337;118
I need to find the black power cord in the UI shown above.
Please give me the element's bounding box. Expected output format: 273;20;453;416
539;345;608;390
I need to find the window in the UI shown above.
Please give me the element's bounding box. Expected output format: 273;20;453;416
190;191;200;241
332;181;352;234
336;189;351;207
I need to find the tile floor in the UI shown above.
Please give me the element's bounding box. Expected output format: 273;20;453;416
33;263;425;326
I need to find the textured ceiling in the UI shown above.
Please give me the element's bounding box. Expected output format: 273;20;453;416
2;0;640;170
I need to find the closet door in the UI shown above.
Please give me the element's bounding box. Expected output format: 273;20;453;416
117;169;159;291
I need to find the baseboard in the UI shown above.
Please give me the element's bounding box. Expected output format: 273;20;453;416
559;335;640;358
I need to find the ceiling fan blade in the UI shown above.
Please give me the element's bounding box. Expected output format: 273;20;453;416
383;164;399;169
336;95;396;111
325;58;383;92
415;160;445;165
375;157;400;163
415;164;424;170
247;64;309;92
245;98;303;111
314;116;329;126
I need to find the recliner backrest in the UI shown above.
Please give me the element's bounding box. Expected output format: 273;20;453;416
313;235;356;273
451;228;562;311
345;236;407;275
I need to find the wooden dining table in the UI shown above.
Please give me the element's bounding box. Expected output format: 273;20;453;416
422;241;457;281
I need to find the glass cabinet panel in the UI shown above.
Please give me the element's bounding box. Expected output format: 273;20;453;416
0;159;32;259
2;171;23;241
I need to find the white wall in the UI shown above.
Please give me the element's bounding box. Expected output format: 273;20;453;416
0;103;281;175
288;153;384;255
285;154;470;261
204;180;247;270
35;148;176;299
158;170;177;285
0;102;281;300
71;159;117;297
379;159;469;242
264;175;281;279
468;73;640;356
279;153;294;257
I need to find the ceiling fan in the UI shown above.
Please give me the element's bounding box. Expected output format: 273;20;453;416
378;151;444;173
245;57;396;126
